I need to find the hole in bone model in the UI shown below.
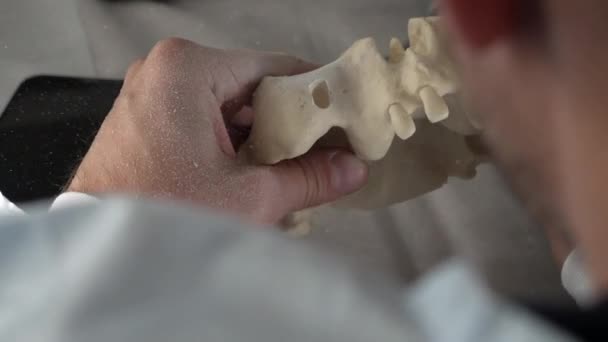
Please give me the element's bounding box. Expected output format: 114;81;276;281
310;80;331;109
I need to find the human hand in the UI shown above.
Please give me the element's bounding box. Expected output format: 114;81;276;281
68;38;368;224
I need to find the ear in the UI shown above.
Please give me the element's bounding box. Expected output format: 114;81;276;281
440;0;520;49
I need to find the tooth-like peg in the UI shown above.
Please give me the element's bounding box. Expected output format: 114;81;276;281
389;38;405;63
419;86;449;123
388;103;416;140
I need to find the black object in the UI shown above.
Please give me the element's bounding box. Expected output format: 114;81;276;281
525;300;608;342
0;76;122;204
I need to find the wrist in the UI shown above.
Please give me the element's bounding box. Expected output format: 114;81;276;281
66;158;111;195
66;169;85;193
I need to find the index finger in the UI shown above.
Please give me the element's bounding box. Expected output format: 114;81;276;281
211;49;318;117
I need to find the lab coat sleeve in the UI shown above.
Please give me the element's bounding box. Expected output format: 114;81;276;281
0;191;98;216
49;192;99;211
0;190;594;311
0;198;576;342
0;191;24;216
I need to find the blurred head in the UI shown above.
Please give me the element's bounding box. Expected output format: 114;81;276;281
440;0;608;285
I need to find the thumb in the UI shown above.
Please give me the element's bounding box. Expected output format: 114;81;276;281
268;149;368;213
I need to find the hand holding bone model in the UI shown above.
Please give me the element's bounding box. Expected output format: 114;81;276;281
68;39;369;225
244;17;484;231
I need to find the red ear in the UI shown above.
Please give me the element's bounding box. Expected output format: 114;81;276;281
441;0;519;48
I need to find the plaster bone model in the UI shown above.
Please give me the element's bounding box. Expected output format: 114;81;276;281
280;119;482;235
245;17;483;233
247;17;479;166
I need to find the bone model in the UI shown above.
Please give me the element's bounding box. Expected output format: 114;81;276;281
244;17;483;226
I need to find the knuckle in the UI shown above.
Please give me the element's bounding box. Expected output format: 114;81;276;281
293;157;326;207
146;38;198;73
127;58;145;71
143;38;212;89
124;58;145;80
137;38;202;105
149;37;194;59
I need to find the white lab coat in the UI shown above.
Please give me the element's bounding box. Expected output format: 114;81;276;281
0;193;579;341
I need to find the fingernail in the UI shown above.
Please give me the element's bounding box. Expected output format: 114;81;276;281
329;152;368;194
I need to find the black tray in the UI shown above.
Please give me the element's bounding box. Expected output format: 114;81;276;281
0;76;122;203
